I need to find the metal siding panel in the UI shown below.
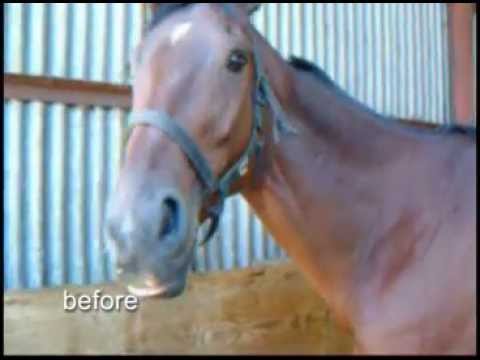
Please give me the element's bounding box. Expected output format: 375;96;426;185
293;3;303;57
406;4;415;119
444;5;453;123
474;13;477;121
42;104;53;286
438;3;448;123
281;3;291;57
305;3;315;63
417;4;426;120
356;4;366;106
423;4;430;119
212;218;223;271
431;4;439;122
193;232;208;273
247;210;256;266
445;3;453;124
335;4;343;84
231;198;241;269
267;3;279;52
428;4;436;122
345;4;356;101
251;211;263;263
45;103;67;287
67;107;87;285
4;101;23;289
324;3;335;78
4;4;142;83
312;3;321;67
110;4;127;83
203;226;217;272
395;3;403;116
69;4;88;79
427;5;436;122
89;4;108;82
420;5;429;121
373;3;385;114
383;4;393;115
266;231;276;261
48;4;68;77
23;4;42;75
392;4;401;117
237;198;250;268
86;108;106;284
221;199;235;270
367;3;376;109
436;4;445;123
23;102;45;289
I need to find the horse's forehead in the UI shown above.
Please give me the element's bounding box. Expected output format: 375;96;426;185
139;5;248;67
169;21;193;46
153;7;225;47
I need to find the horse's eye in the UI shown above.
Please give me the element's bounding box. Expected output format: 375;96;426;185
227;50;248;73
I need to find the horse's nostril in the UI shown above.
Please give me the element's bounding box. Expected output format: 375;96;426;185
160;197;179;238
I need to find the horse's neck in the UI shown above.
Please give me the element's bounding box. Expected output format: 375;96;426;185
244;33;420;324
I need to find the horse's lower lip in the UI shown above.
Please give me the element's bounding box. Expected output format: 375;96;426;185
127;284;170;298
126;276;174;298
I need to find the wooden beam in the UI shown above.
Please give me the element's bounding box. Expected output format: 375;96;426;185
4;73;132;109
447;3;475;125
4;74;471;130
4;262;353;355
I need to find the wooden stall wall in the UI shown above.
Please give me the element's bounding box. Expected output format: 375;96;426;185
4;262;354;355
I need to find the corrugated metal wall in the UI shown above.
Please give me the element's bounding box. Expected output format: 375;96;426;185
4;101;128;289
254;3;451;123
4;3;142;84
473;12;477;121
4;3;452;291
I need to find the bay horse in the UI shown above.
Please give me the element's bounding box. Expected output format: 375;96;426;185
106;4;476;354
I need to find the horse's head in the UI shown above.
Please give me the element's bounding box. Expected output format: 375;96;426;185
106;4;265;298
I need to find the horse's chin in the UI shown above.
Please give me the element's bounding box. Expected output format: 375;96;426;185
126;276;186;299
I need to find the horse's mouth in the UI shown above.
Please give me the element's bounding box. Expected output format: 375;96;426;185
127;284;169;298
126;276;185;299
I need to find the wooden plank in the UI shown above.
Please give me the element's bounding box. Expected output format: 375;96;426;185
4;74;132;109
447;3;475;125
4;73;472;129
4;261;354;355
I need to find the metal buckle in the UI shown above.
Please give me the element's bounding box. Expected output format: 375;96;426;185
256;76;268;107
198;199;224;246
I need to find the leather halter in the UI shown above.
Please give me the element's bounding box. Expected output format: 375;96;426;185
125;48;275;246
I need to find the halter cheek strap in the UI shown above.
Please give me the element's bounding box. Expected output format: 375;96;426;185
129;110;217;193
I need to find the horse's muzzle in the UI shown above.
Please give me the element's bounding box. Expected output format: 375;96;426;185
106;187;192;298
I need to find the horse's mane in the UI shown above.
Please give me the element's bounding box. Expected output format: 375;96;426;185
288;56;338;88
289;56;476;141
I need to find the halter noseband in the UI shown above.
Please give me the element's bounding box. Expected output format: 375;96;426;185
126;48;272;246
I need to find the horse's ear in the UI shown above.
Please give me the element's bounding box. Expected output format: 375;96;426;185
237;3;262;16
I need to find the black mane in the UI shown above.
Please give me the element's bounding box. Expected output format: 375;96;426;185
288;56;337;89
442;124;477;138
288;56;476;140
